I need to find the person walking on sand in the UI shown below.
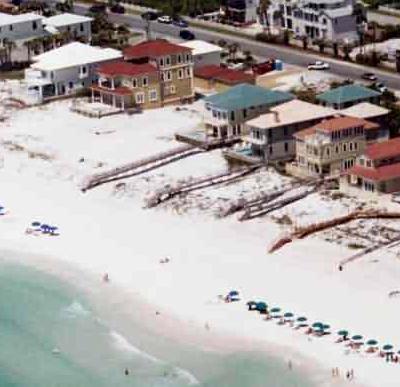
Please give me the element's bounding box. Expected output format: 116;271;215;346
350;369;354;380
124;368;129;376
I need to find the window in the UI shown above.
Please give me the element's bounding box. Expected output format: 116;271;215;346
159;58;164;66
178;69;184;79
185;67;191;78
284;142;289;152
186;53;191;62
170;85;176;94
67;26;71;32
149;89;158;102
32;21;37;30
243;109;247;119
142;76;148;87
230;111;235;121
343;144;347;152
132;78;137;88
269;146;273;155
283;127;288;137
80;65;87;74
349;142;353;151
80;23;84;32
50;71;54;80
69;81;73;89
135;92;145;104
165;56;171;66
9;24;13;31
222;112;227;120
166;71;172;81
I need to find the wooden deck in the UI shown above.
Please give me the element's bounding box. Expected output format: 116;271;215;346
175;132;241;150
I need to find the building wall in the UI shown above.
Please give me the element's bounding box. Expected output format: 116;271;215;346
52;21;92;42
0;18;44;42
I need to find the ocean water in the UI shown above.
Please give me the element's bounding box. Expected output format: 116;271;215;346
0;261;316;387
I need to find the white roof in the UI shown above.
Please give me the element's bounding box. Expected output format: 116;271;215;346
31;42;122;71
247;99;336;130
323;5;353;18
44;13;93;27
340;102;389;119
179;40;223;56
0;12;42;26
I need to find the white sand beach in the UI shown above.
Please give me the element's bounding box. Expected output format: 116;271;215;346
1;99;400;387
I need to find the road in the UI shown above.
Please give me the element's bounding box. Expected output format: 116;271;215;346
74;4;400;90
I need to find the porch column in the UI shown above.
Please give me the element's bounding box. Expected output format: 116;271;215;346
121;97;125;110
111;78;115;90
91;89;94;103
112;94;116;107
100;92;103;104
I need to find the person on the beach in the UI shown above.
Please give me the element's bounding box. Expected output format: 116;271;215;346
124;368;129;376
338;265;343;271
288;360;292;370
346;370;350;380
350;369;354;379
103;273;109;283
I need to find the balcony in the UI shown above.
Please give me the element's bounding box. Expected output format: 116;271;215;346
243;135;266;146
24;69;51;86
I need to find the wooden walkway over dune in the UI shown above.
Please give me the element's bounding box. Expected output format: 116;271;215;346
81;145;203;191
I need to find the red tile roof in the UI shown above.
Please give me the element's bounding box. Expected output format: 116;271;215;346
91;85;132;96
365;138;400;161
295;116;379;140
96;60;157;77
123;39;191;59
194;65;255;85
349;163;400;182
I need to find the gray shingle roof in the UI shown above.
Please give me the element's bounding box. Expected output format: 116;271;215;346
205;83;294;111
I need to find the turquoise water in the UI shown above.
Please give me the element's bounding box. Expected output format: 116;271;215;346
0;261;316;387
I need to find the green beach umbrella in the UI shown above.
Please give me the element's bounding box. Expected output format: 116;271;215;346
297;317;307;322
337;330;349;336
352;335;363;342
383;344;394;352
284;312;294;318
322;324;330;330
366;339;378;346
270;307;281;313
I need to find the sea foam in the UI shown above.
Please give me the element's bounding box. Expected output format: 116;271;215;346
62;300;91;318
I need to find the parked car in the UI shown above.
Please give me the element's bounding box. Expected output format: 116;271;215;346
307;61;330;70
110;4;125;14
88;3;106;13
173;18;188;28
179;29;195;40
361;72;377;81
373;82;388;93
141;11;159;21
157;15;172;24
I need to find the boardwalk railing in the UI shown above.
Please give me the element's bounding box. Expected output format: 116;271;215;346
81;144;203;191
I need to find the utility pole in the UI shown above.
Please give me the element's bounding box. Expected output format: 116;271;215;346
145;19;152;41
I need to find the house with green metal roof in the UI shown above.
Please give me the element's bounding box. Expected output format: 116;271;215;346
317;84;381;110
203;83;294;139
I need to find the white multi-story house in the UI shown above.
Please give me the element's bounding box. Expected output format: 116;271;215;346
267;0;362;42
0;12;45;43
24;42;121;102
43;13;93;43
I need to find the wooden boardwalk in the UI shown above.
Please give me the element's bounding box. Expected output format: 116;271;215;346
81;144;203;191
146;165;262;208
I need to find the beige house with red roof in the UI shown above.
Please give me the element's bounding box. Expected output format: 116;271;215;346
342;138;400;196
123;39;194;106
287;116;379;178
91;61;161;110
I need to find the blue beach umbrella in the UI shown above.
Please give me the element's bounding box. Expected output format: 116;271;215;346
366;339;378;346
31;221;41;227
270;307;281;314
297;317;307;322
337;330;349;336
284;312;294;318
229;290;239;296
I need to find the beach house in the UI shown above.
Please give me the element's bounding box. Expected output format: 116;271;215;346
226;0;260;24
24;42;122;103
123;39;194;105
203;83;293;139
43;13;93;43
287;116;379;178
317;84;381;110
342;138;400;196
0;12;45;43
90;60;161;110
340;102;390;144
179;40;223;68
224;100;336;164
